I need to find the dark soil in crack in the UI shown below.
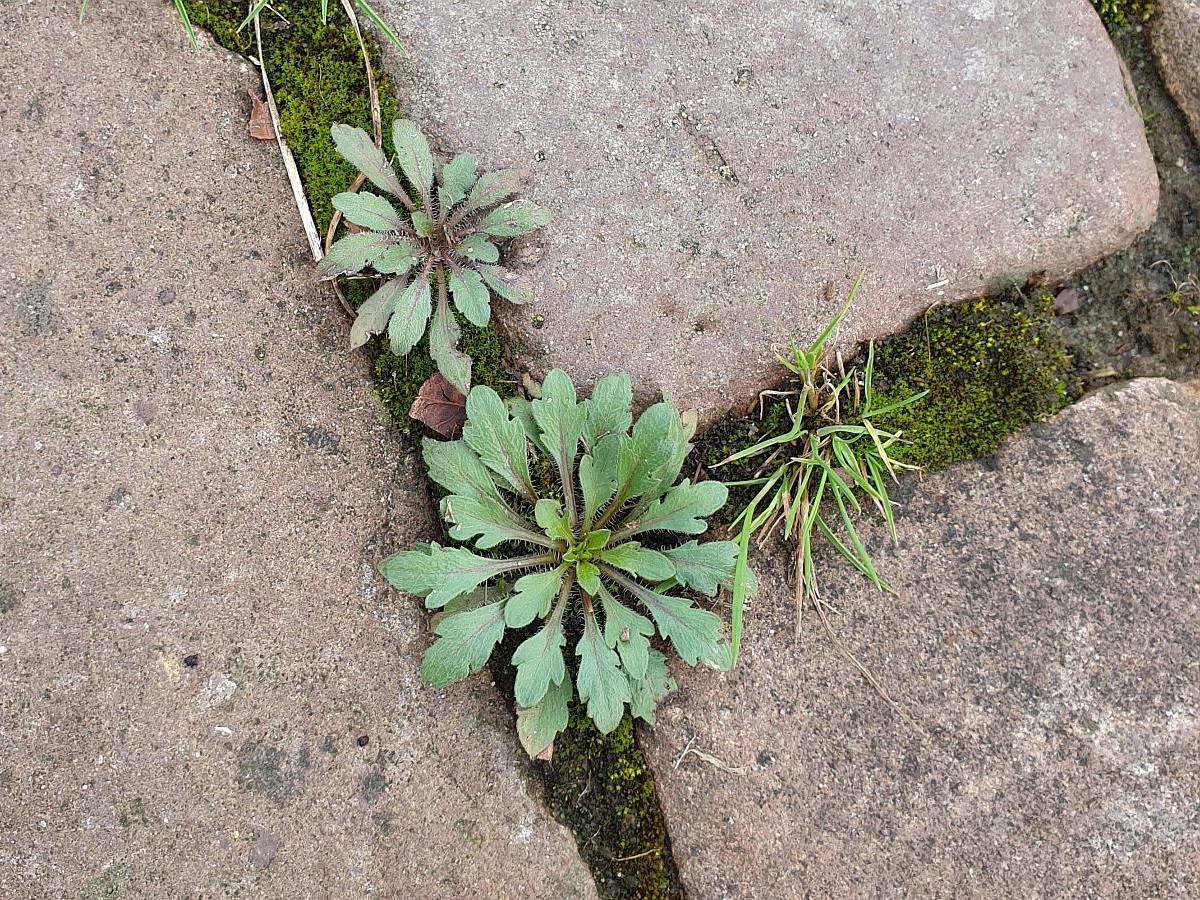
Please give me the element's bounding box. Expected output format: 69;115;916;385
1055;27;1200;386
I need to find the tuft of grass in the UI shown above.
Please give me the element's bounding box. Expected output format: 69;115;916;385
717;272;925;662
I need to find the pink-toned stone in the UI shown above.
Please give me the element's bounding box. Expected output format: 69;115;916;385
643;378;1200;897
0;3;592;897
1151;0;1200;145
379;0;1158;423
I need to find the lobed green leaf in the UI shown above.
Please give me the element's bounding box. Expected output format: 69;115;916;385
392;119;434;197
516;674;571;759
439;153;477;209
661;540;738;596
582;372;633;449
599;586;654;680
420;600;507;688
628;649;676;723
349;277;405;350
477;200;552;238
505;567;565;628
576;612;631;734
462;386;535;502
316;231;392;277
512;606;568;707
442;494;549;550
477;264;533;305
428;292;472;393
332;191;406;232
599;542;676;582
616;479;728;538
387;273;432;356
331;124;406;200
605;567;723;666
454;234;500;265
379;543;542;609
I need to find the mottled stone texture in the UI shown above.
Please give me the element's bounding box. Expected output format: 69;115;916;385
380;0;1158;423
0;3;592;897
1151;0;1200;145
643;379;1200;897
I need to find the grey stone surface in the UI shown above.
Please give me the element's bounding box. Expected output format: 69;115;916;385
643;378;1200;897
0;3;593;898
1151;0;1200;145
380;0;1158;424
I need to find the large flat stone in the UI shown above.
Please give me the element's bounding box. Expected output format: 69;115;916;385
0;3;592;897
380;0;1158;423
642;378;1200;896
1151;0;1200;145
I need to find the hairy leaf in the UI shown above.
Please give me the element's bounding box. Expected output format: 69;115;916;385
316;231;391;277
442;495;549;550
448;270;489;328
576;612;631;734
462;169;520;214
599;586;654;680
599;542;675;582
422;438;501;504
411;210;434;238
420;600;507;688
534;499;572;543
512;606;568;707
429;293;472;393
331;124;406;199
517;673;571;759
507;397;547;455
454;234;500;265
462;386;535;502
393;119;434;196
439;153;477;209
332;191;405;232
576;561;601;596
477;264;533;304
579;434;620;526
628;648;676;723
583;372;633;449
387;273;432;356
373;242;420;275
605;568;722;665
662;540;738;596
531;370;586;522
379;544;542;609
505;567;565;628
349;277;405;350
477;200;552;238
617;479;728;538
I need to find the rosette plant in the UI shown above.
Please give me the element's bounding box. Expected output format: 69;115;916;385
317;119;549;392
380;370;740;757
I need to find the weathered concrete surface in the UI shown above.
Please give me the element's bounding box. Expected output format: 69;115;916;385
0;3;593;898
1151;0;1200;145
644;379;1200;897
381;0;1158;424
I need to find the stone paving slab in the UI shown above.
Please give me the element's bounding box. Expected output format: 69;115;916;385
0;3;592;897
643;378;1200;897
1151;0;1200;145
381;0;1158;424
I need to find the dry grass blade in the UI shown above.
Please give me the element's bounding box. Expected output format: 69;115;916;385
672;735;747;775
252;15;323;261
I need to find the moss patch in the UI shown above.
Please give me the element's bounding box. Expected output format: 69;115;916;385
1090;0;1155;32
869;291;1080;472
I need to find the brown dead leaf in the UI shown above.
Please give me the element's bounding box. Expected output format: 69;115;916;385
409;373;467;439
533;741;555;762
247;91;274;141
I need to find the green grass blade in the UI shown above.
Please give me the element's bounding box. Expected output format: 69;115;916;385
863;389;928;420
175;0;200;52
79;0;87;23
830;484;881;586
814;514;891;590
805;268;864;360
322;0;330;23
717;416;805;465
236;0;270;33
864;454;899;542
729;497;757;665
357;0;409;56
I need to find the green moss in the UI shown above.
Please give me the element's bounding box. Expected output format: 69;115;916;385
870;291;1080;472
538;710;681;899
1090;0;1154;31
